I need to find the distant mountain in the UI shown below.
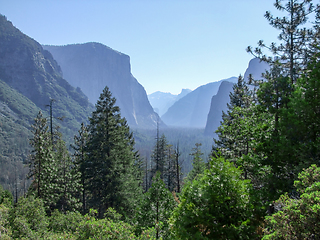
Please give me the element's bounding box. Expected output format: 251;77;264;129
43;43;161;129
148;89;191;116
204;58;270;137
244;58;270;82
203;81;234;137
161;77;237;128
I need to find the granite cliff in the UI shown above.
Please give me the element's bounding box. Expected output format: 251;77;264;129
43;43;160;129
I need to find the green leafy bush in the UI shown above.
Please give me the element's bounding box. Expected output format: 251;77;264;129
9;196;48;239
170;156;257;239
263;164;320;239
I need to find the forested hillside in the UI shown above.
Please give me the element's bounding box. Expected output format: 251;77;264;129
0;14;94;198
1;1;320;239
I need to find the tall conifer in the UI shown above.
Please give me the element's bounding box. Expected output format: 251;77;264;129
85;86;141;218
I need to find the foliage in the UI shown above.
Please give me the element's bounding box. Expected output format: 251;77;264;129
0;185;13;239
247;0;319;82
9;196;48;239
135;172;177;239
263;165;320;239
48;209;83;235
170;156;257;239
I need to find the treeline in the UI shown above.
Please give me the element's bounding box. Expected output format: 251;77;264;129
1;0;320;239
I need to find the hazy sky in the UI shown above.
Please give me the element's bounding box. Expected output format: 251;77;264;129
1;0;280;94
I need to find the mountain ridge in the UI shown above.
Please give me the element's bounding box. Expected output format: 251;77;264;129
148;88;191;116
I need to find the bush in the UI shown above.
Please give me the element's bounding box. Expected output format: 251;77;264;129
9;196;48;239
263;164;320;239
170;156;257;239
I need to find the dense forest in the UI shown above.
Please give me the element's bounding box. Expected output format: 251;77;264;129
1;0;320;239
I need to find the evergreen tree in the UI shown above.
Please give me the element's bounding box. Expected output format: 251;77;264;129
72;123;88;214
54;133;81;213
135;172;176;239
28;111;56;211
215;75;253;161
150;134;167;181
214;75;261;182
267;52;320;192
85;86;141;218
247;0;319;83
186;143;205;182
174;142;183;193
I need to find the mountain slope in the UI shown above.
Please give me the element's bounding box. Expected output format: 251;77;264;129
148;89;191;116
0;14;96;194
161;77;237;128
43;43;160;129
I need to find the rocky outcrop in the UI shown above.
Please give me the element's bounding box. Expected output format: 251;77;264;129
161;78;237;128
204;81;234;137
43;43;160;129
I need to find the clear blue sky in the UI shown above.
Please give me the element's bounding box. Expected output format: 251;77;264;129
1;0;280;94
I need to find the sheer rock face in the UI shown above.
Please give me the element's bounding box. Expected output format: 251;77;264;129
43;43;160;128
161;77;237;128
204;81;234;137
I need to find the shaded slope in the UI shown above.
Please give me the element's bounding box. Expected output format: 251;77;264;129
0;15;93;137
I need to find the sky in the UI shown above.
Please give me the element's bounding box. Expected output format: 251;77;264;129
1;0;281;95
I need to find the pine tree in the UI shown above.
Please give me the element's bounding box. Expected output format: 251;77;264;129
174;142;182;193
28;111;56;211
247;0;319;83
214;75;263;183
135;172;176;239
85;86;141;218
54;132;81;213
215;75;253;161
186;143;205;182
150;134;167;181
72;123;88;214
